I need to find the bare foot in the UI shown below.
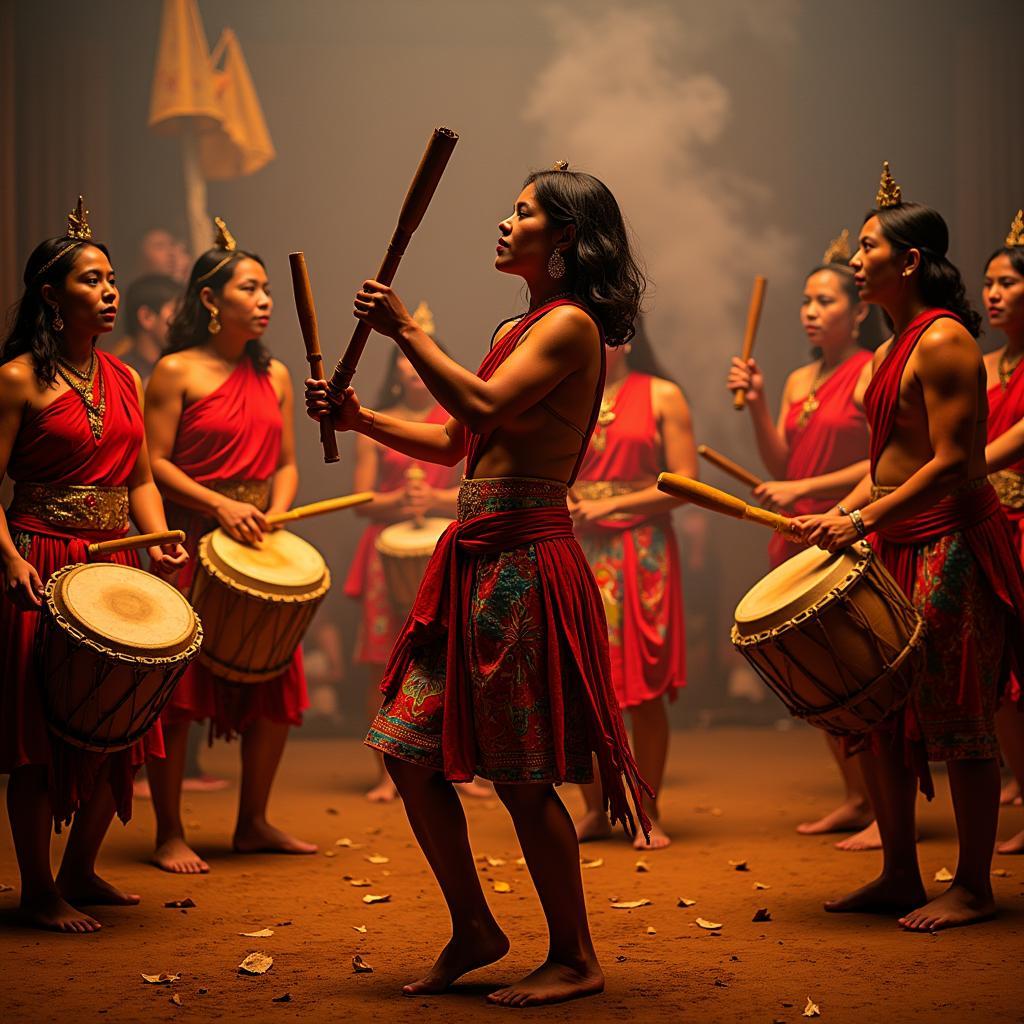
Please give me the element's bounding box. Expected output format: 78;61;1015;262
487;957;605;1008
575;810;612;843
999;778;1021;806
898;883;996;932
233;820;318;855
366;779;398;803
996;828;1024;855
57;871;140;907
182;774;229;793
796;799;873;835
402;921;510;995
458;779;494;799
151;837;210;874
19;892;102;933
834;820;882;852
634;820;671;850
824;872;926;915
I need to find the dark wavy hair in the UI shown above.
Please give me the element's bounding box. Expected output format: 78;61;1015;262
1;238;111;386
164;247;271;371
804;261;888;351
867;203;982;337
984;245;1024;279
524;168;646;345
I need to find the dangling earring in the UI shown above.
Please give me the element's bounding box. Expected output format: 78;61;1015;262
547;248;566;280
208;308;221;335
51;307;64;332
390;382;401;397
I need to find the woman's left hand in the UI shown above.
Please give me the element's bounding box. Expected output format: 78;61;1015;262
791;510;860;552
353;280;413;339
569;497;618;525
148;542;189;576
753;479;806;513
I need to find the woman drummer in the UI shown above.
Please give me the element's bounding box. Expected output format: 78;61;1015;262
143;219;315;874
346;303;462;802
726;236;884;847
980;210;1024;854
571;318;696;850
0;199;186;932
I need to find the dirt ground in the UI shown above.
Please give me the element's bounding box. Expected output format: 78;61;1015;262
1;728;1022;1023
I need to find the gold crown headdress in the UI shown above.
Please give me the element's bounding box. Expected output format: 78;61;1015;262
876;161;902;209
412;300;436;336
1006;209;1024;248
822;228;851;265
33;195;94;280
552;159;570;171
195;216;241;284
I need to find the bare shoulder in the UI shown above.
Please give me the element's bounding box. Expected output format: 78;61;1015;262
786;360;818;391
530;304;600;354
268;358;293;392
649;374;688;411
0;356;39;405
150;352;193;383
917;318;979;364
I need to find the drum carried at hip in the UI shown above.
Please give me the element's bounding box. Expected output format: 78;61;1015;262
375;516;453;614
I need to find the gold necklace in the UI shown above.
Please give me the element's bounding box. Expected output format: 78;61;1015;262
999;350;1024;390
56;353;105;440
592;375;629;452
796;360;840;429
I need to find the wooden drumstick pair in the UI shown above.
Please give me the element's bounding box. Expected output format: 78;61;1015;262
657;472;800;537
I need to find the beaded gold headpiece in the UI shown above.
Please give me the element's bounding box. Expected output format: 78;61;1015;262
32;195;94;281
876;161;902;209
822;228;851;265
195;216;240;285
412;300;436;336
1006;209;1024;248
552;159;570;171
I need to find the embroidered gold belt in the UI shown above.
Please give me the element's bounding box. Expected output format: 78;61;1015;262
989;469;1024;510
8;482;129;531
571;479;652;500
870;476;989;504
457;476;567;522
207;478;272;512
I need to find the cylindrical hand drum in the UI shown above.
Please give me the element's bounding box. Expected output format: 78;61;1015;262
38;562;202;751
190;528;331;683
375;517;453;614
731;541;925;735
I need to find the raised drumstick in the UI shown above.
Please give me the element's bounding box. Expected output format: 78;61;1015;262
657;473;798;535
265;492;374;527
289;251;341;464
87;530;186;556
697;444;764;489
733;275;768;411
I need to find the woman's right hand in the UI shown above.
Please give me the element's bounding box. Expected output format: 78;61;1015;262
727;357;765;406
4;555;44;610
305;379;363;433
214;499;269;545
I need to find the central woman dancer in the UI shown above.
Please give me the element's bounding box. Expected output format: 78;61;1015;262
307;164;649;1007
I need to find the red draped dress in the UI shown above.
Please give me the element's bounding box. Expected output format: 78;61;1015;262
344;404;455;665
863;309;1024;795
162;357;307;737
987;362;1024;701
0;351;164;826
573;372;686;709
366;299;650;836
769;349;872;567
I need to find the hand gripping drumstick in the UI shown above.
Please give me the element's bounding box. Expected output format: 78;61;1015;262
265;492;373;527
325;126;460;454
657;473;799;536
86;530;186;556
289;252;341;464
733;275;768;411
697;444;764;489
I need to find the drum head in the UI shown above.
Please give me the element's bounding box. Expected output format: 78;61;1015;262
376;518;453;557
54;563;197;656
206;528;327;595
734;541;870;635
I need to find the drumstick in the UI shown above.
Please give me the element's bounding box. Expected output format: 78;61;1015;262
325;127;459;426
697;444;764;489
289;251;341;464
657;473;798;535
733;275;768;411
265;492;374;526
86;530;186;556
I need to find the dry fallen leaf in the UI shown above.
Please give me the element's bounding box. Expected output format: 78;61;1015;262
515;857;526;867
580;857;604;869
240;928;274;938
366;854;390;865
728;859;749;871
486;856;506;867
142;973;181;985
170;993;182;1007
611;899;652;910
272;993;291;1003
352;955;374;974
803;996;821;1017
677;897;696;907
635;859;651;873
0;883;13;893
275;921;292;927
696;918;723;930
752;908;772;922
934;867;954;882
646;927;657;935
323;850;337;858
363;894;391;904
492;881;512;894
238;952;273;975
349;878;373;887
754;882;771;891
352;925;367;934
336;838;361;848
164;898;196;909
991;868;1011;878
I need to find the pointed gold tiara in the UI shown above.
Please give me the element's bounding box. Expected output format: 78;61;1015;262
67;195;92;240
213;216;237;251
412;300;436;336
552;159;570;171
823;228;851;264
1006;209;1024;248
876;161;902;209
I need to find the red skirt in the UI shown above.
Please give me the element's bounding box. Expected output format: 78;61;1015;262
344;525;404;666
0;528;164;828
